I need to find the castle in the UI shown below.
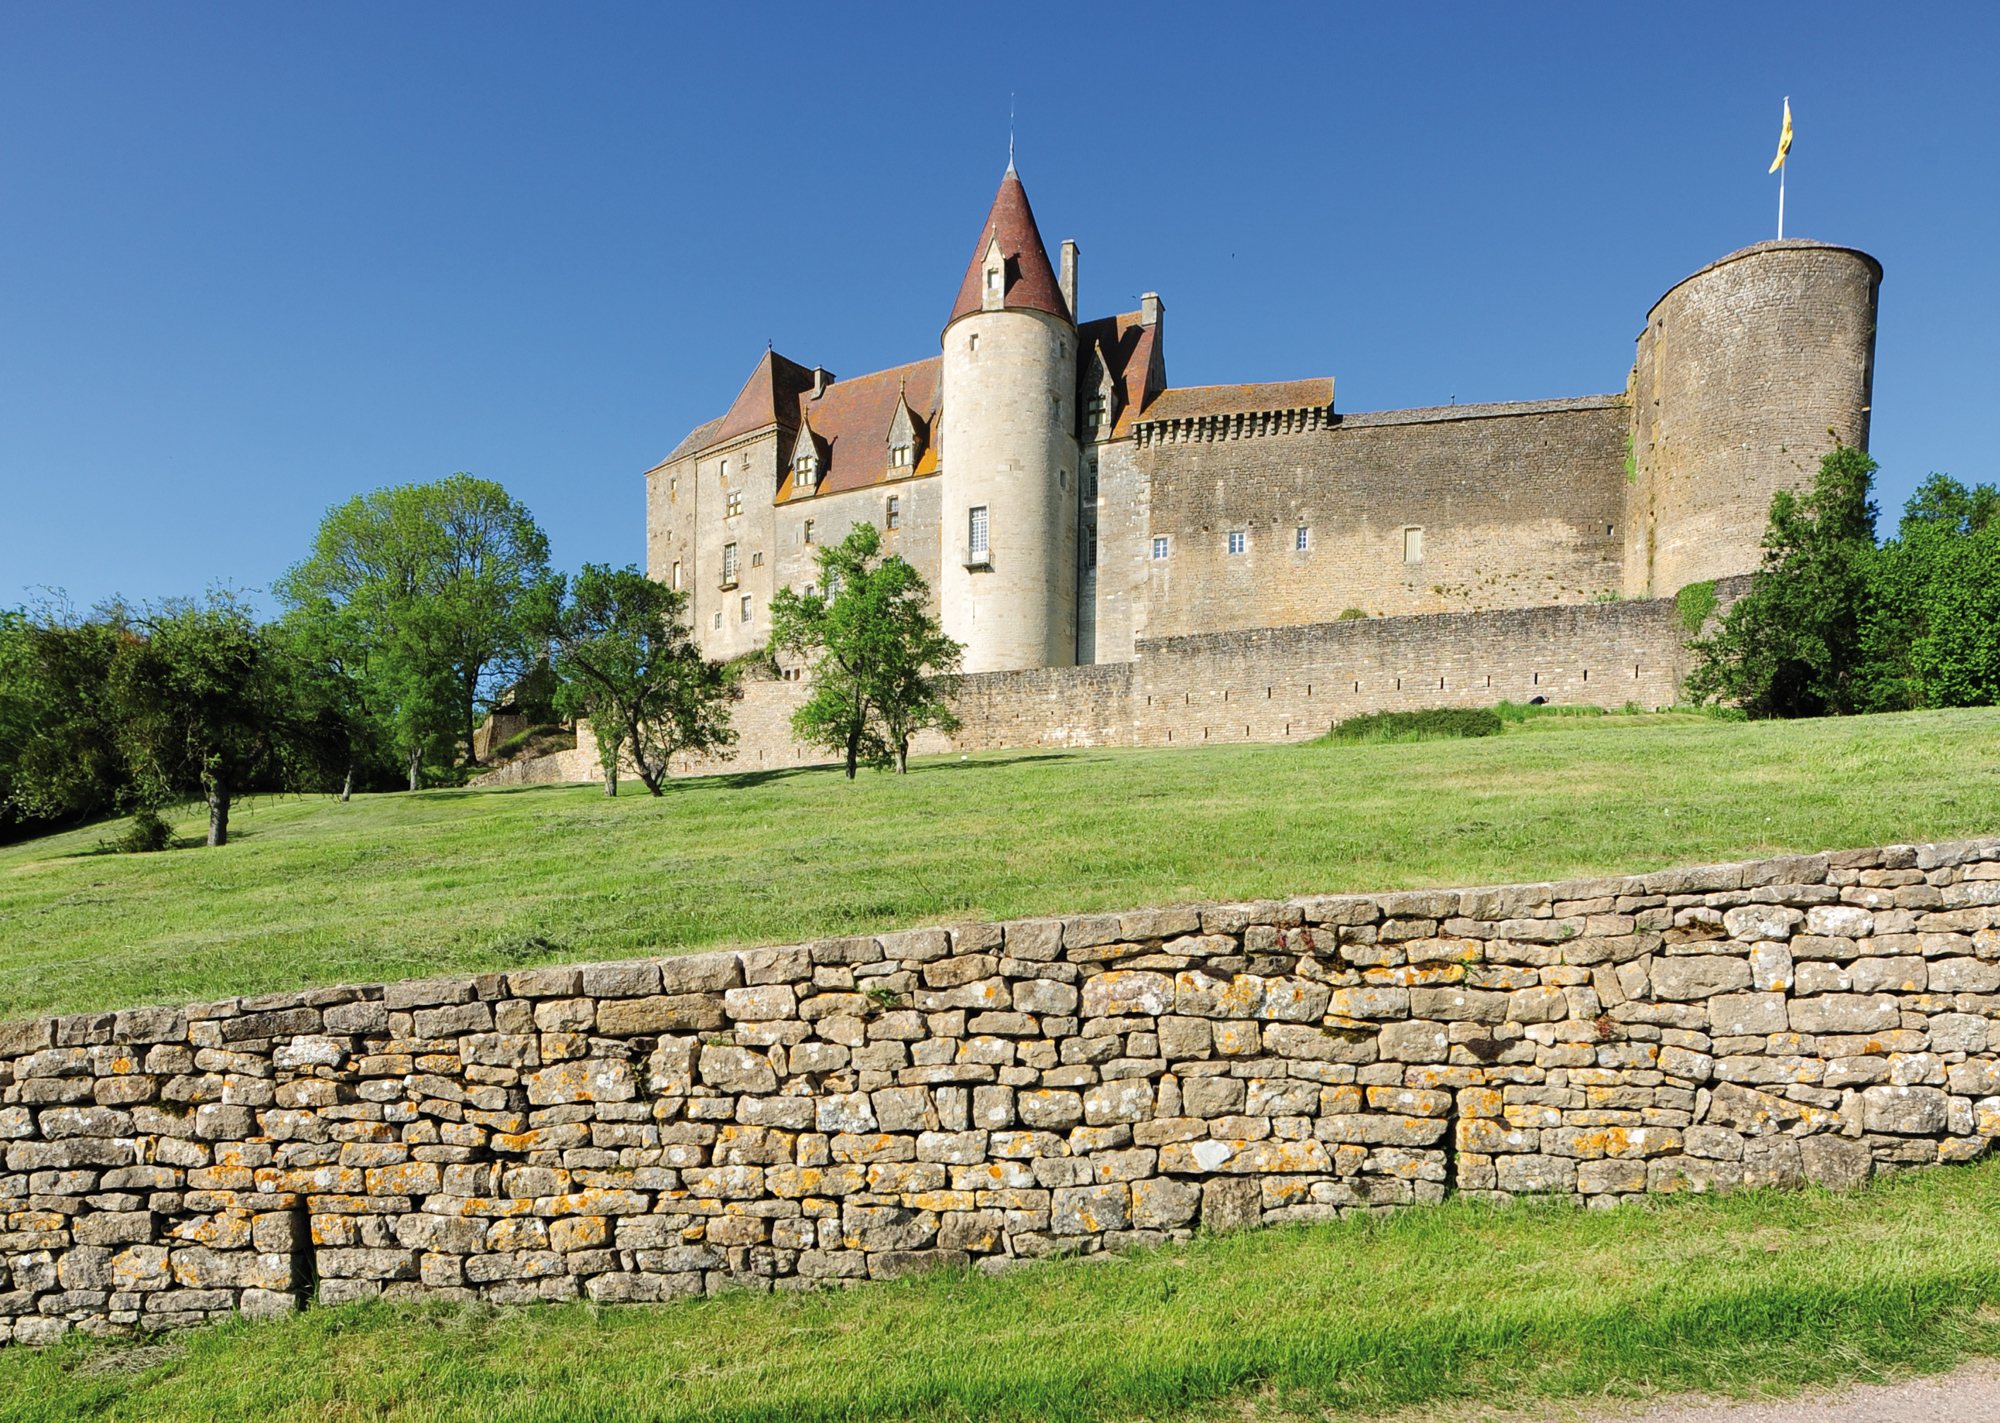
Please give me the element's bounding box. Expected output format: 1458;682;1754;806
644;161;1879;679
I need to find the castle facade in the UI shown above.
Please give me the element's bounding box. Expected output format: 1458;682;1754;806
644;164;1879;676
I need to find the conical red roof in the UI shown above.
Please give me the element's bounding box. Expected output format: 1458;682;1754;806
946;166;1071;330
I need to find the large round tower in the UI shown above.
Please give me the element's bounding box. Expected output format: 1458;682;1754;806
1624;240;1880;597
937;165;1080;673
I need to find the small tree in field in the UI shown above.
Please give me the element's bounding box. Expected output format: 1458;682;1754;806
1687;442;1879;717
548;564;735;796
768;523;961;777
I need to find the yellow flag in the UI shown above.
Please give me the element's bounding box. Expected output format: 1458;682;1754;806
1769;97;1793;174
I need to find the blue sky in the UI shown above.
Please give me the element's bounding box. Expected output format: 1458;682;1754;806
3;3;1995;612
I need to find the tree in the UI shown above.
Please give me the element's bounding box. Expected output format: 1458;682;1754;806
1863;474;2000;710
1686;442;1880;717
547;564;735;795
0;599;129;830
768;523;962;777
277;474;554;788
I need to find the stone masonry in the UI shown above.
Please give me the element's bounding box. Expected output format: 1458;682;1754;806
5;835;1999;1345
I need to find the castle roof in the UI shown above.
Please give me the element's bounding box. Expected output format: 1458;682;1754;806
947;167;1071;330
777;357;941;503
1078;311;1168;437
1136;378;1334;428
712;350;818;448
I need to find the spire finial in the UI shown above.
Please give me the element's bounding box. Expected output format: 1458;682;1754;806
1007;93;1015;173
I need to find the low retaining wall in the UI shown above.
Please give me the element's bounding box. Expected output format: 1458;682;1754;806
4;834;1999;1344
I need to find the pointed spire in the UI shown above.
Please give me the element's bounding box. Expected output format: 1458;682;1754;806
946;165;1071;330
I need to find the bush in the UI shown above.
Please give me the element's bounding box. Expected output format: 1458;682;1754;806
1316;708;1504;745
109;807;174;853
1493;700;1607;723
489;723;574;764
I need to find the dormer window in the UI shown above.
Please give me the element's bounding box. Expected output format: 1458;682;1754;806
793;451;817;489
889;444;912;468
985;267;1001;293
1086;394;1107;430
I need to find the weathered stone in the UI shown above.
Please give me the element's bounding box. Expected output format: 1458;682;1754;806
524;1059;637;1106
1861;1084;1950;1135
1650;956;1753;1001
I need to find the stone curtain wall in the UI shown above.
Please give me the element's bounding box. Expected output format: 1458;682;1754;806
6;837;2000;1345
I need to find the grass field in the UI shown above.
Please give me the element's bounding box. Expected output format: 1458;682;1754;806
5;1158;2000;1422
0;705;1996;1021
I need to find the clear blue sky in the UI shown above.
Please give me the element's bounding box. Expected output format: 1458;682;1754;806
4;3;1995;613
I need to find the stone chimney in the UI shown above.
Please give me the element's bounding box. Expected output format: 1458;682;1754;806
1059;240;1079;320
811;366;834;399
1140;292;1163;328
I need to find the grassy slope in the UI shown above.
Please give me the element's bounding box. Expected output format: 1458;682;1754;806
6;1159;2000;1422
1;707;1997;1021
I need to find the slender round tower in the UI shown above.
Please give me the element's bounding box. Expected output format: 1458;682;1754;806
1625;240;1880;597
937;164;1079;673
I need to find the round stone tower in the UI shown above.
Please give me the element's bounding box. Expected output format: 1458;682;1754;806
1625;240;1881;598
937;164;1080;673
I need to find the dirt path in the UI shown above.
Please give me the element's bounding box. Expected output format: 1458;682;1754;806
1556;1359;2000;1422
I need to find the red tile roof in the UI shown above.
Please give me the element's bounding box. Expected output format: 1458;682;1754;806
777;357;941;502
710;350;818;448
1078;311;1168;436
1136;378;1334;426
947;167;1071;329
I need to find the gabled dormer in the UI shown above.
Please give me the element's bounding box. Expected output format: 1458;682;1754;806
788;417;827;494
1082;339;1121;441
887;385;928;474
979;236;1009;313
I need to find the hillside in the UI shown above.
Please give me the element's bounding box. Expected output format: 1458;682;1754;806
0;706;1997;1021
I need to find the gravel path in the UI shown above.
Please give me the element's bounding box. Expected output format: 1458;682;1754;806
1557;1360;2000;1422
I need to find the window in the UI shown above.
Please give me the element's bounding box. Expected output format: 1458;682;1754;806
803;519;815;545
1295;525;1310;552
669;477;678;501
1227;530;1246;556
751;550;763;567
886;495;900;530
1083;457;1098;501
968;505;990;563
725;490;743;518
890;443;911;468
1085;394;1106;431
1085;524;1097;571
719;459;730;480
722;542;738;586
985;267;1001;293
1403;527;1424;563
740;595;753;625
793;452;816;488
712;611;722;630
1152;535;1170;560
671;560;682;590
968;333;979;354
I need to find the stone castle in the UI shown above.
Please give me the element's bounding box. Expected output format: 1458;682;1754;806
644;161;1880;677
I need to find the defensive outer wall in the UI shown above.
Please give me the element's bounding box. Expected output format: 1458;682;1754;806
5;835;2000;1344
480;579;1748;786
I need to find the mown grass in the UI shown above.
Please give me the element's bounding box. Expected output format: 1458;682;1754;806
0;705;1996;1020
6;1160;2000;1422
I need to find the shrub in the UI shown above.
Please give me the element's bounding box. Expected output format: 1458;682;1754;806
1315;708;1503;745
1493;700;1606;723
1676;579;1719;636
1336;608;1368;620
110;807;174;853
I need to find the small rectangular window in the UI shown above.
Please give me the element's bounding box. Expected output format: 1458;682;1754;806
1227;530;1246;555
740;594;752;624
722;542;738;585
712;611;722;630
886;495;900;530
726;491;743;519
968;505;990;562
1151;535;1170;561
669;477;678;501
751;550;763;567
1295;526;1309;552
1085;524;1097;571
1083;458;1098;501
803;519;815;545
1403;527;1424;563
671;560;682;590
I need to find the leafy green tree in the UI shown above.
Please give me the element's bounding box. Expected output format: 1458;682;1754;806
0;600;128;829
278;473;555;787
1687;443;1879;717
768;523;962;777
1863;474;2000;710
547;564;735;796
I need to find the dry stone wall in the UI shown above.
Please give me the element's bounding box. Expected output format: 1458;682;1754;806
8;835;2000;1345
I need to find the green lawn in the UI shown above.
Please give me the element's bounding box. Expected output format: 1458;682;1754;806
1;706;1997;1022
7;1158;2000;1422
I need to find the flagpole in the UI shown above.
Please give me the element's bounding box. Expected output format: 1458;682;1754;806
1778;161;1785;240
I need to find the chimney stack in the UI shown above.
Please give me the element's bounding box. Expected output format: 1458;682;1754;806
811;366;833;399
1140;292;1163;328
1059;240;1079;320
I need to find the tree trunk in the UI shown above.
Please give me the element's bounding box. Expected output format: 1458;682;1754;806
207;782;230;848
407;745;422;792
845;725;860;779
464;676;481;767
895;734;908;775
340;763;354;803
603;764;618;796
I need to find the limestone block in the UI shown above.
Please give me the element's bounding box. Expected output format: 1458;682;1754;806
1649;956;1753;1001
1860;1085;1950;1135
1788;995;1900;1035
